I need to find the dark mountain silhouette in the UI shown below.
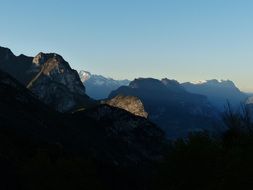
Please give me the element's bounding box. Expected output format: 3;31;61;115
182;79;248;111
0;47;95;112
79;70;130;100
0;68;168;189
109;78;220;138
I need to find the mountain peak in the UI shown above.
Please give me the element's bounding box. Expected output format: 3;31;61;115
0;46;15;61
33;52;64;65
161;78;185;92
79;70;91;82
190;79;236;87
129;78;165;89
0;47;93;112
79;71;130;99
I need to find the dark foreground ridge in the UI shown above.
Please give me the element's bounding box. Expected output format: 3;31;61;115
0;68;167;189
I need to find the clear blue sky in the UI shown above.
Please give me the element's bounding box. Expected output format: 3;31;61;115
1;0;253;91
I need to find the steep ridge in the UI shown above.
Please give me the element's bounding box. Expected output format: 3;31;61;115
109;78;220;138
0;47;95;112
0;47;34;84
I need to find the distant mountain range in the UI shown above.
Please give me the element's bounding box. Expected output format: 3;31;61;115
109;78;220;138
79;71;130;100
76;71;249;137
78;71;248;112
182;79;248;111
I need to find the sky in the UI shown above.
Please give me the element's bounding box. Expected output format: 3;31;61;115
1;0;253;91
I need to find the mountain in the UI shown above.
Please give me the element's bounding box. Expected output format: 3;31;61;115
182;79;248;111
109;78;219;138
79;70;130;100
0;47;95;112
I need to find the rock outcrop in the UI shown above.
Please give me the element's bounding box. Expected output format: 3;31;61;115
103;95;148;118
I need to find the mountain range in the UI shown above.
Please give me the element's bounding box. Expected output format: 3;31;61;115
0;45;250;139
78;70;248;113
79;70;130;100
182;79;248;111
109;78;221;138
1;45;253;189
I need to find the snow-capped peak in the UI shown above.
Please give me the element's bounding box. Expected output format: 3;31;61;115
191;79;231;85
79;70;91;82
191;80;208;84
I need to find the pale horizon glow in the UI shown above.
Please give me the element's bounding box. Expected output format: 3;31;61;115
1;0;253;92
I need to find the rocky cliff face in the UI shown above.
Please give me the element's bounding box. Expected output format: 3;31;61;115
26;53;95;112
103;95;148;118
28;53;85;95
0;47;95;112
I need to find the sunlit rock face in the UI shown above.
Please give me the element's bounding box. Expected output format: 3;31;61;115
182;79;248;111
0;47;94;112
103;95;148;118
28;52;86;95
109;78;220;138
79;70;91;82
26;53;94;112
79;70;130;100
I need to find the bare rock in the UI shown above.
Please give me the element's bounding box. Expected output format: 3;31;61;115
103;95;148;118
